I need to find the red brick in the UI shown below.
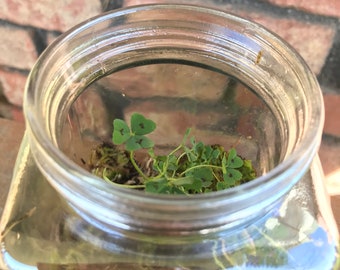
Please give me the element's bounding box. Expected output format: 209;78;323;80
0;25;38;70
0;0;102;32
10;106;24;122
0;118;25;216
319;138;340;177
266;0;340;18
319;137;340;196
126;0;340;19
323;94;340;137
0;101;12;120
0;69;27;107
0;103;25;122
123;1;335;75
331;196;340;230
225;8;335;75
97;64;228;101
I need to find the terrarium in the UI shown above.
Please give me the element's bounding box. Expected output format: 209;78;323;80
1;4;339;270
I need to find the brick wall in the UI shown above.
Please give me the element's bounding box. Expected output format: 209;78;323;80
0;0;339;141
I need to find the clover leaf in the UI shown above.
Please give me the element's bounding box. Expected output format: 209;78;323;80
224;168;243;185
126;135;154;151
227;148;244;168
131;113;156;135
112;119;131;145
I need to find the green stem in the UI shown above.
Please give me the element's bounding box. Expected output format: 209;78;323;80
253;226;294;262
168;143;184;158
167;129;192;164
176;145;197;165
130;151;148;180
220;239;243;268
212;240;227;269
146;171;167;182
212;170;223;182
179;164;222;177
170;176;194;186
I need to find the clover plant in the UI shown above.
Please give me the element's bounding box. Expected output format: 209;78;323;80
91;112;256;195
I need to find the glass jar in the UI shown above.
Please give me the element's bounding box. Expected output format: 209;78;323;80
1;4;339;270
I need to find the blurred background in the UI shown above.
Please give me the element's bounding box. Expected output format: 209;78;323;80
0;0;339;214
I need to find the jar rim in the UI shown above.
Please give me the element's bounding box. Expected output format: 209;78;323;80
24;4;324;231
